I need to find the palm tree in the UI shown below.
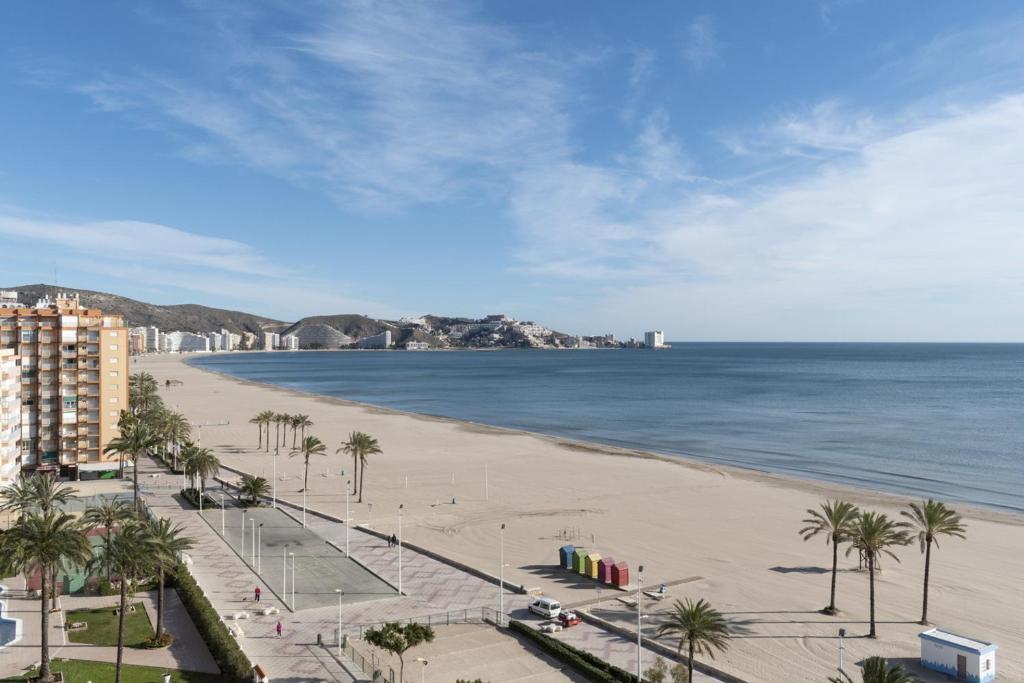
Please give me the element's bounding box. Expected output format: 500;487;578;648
800;499;860;614
258;410;274;452
239;475;271;506
655;598;731;683
341;431;382;503
0;510;93;683
273;413;289;452
1;474;80;609
829;655;920;682
291;435;327;491
180;444;221;494
163;411;191;469
95;520;157;683
146;516;195;642
250;412;265;450
901;499;966;625
82;500;133;580
104;413;162;512
846;511;911;637
128;371;163;416
293;414;313;443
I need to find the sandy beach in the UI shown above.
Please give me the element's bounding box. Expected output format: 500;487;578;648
138;353;1023;682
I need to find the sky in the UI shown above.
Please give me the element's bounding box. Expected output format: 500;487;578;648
2;1;1023;341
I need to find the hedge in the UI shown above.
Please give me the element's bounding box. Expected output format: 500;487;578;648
508;620;639;683
179;488;221;509
173;561;252;682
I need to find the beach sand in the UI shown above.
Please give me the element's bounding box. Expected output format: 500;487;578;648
138;353;1023;682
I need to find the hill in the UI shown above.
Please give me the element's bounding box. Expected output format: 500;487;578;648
3;284;285;335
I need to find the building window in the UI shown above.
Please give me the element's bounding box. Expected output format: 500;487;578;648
110;370;118;377
108;397;118;403
109;358;117;364
109;331;119;337
109;344;119;350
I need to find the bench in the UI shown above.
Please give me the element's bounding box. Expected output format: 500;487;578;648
259;606;279;616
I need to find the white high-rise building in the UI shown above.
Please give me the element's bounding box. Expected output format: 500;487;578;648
644;331;665;348
0;348;22;486
284;334;299;351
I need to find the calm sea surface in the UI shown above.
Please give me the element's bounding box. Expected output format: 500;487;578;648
191;344;1024;513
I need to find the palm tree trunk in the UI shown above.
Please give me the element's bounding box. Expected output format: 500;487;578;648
133;453;141;512
920;539;932;625
115;577;128;683
688;637;695;683
352;455;358;496
828;538;838;613
399;653;405;683
303;456;310;491
292;428;297;449
257;425;262;450
51;567;59;609
40;565;52;683
106;527;112;581
868;553;877;638
156;566;165;640
358;460;365;503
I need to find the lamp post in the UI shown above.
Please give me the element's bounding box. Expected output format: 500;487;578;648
345;479;351;557
219;493;225;536
415;658;428;683
257;523;263;574
367;502;373;528
272;440;278;509
398;503;404;595
290;553;296;608
637;564;644;680
302;486;307;528
499;523;506;624
250;518;256;566
335;589;344;654
282;544;288;603
240;510;246;560
838;628;846;676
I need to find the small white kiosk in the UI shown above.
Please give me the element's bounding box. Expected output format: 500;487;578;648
919;628;997;682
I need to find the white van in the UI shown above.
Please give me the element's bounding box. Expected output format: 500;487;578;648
528;597;561;619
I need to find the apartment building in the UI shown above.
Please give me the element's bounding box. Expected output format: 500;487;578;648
0;348;21;486
0;293;128;478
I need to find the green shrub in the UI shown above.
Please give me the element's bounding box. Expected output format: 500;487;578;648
173;561;252;682
179;488;221;509
508;620;639;683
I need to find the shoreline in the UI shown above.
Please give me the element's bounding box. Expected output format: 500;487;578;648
184;354;1024;526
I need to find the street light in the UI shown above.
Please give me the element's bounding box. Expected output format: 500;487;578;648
499;523;506;624
838;628;846;675
415;657;428;683
240;510;246;560
342;589;350;655
345;478;351;557
282;544;288;603
219;493;225;536
250;518;256;566
272;438;278;509
257;523;264;574
290;552;296;608
302;485;307;528
398;503;404;595
367;502;373;528
637;564;644;680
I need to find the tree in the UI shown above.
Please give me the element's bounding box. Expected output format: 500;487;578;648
901;499;966;625
250;412;265;450
800;499;860;614
0;510;92;683
94;520;158;683
180;443;220;494
163;411;191;470
293;414;313;442
146;516;195;642
82;499;133;580
846;511;911;637
291;435;327;491
364;621;435;683
273;413;289;453
1;473;80;609
104;412;162;512
240;475;271;506
645;658;669;683
128;371;162;415
829;655;920;683
341;431;382;502
655;598;731;683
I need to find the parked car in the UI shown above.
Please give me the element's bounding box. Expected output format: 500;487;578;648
528;597;562;619
558;610;581;627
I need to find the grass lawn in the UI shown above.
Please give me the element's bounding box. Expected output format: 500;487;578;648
1;659;222;682
65;604;154;647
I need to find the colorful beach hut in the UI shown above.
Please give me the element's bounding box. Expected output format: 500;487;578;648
610;561;629;587
559;545;575;569
572;548;587;574
584;553;601;579
597;557;615;584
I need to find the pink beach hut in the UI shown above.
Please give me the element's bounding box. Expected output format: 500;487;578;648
597;557;615;584
584;553;601;579
610;561;629;587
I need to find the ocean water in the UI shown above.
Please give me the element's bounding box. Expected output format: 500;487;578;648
191;344;1024;513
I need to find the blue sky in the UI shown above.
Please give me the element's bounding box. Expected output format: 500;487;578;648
2;1;1023;341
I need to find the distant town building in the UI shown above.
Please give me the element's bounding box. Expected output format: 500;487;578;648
0;291;20;309
0;293;128;477
228;333;241;351
356;330;392;349
146;326;160;353
0;347;21;486
207;332;222;351
128;327;147;355
262;332;276;351
241;331;257;350
284;334;299;351
404;341;429;350
288;323;352;349
644;331;666;348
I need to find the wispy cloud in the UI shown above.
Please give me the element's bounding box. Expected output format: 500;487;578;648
682;15;720;72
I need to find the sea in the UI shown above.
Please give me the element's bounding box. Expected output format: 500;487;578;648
191;344;1024;514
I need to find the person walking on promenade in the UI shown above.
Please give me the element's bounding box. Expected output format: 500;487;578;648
276;621;283;638
255;586;262;602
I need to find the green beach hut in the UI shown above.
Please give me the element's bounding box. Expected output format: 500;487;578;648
572;548;587;574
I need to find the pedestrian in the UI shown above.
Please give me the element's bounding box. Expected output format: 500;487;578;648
254;586;261;602
276;621;283;638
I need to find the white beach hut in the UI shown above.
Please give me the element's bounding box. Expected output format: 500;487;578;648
919;628;997;682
